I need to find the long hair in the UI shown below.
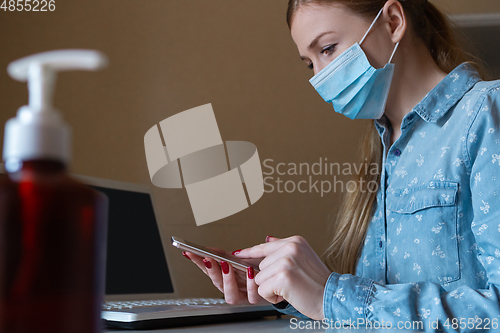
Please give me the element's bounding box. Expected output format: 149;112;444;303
287;0;484;274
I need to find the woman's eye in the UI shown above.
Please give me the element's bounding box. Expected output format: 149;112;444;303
321;44;336;56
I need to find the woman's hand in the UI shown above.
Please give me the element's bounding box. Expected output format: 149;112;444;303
234;236;331;320
182;248;268;305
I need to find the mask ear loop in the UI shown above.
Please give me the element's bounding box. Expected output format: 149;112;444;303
359;8;384;46
359;7;400;65
388;42;399;64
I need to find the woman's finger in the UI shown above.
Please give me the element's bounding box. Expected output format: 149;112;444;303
234;235;306;259
246;267;265;304
258;238;306;271
236;236;307;272
265;236;280;243
257;277;284;305
254;260;290;305
203;257;224;293
220;261;247;305
183;251;208;275
233;240;286;259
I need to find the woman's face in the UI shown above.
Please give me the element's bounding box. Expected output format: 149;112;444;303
290;3;395;76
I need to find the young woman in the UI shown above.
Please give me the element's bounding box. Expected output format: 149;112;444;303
184;0;500;330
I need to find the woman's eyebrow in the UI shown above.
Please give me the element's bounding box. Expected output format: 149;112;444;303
300;31;335;61
308;31;335;50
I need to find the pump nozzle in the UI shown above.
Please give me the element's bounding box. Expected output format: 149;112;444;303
7;50;108;113
3;49;108;171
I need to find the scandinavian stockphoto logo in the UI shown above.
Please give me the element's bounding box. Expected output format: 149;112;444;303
144;104;264;226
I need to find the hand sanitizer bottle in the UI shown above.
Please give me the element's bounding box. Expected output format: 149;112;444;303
0;50;109;332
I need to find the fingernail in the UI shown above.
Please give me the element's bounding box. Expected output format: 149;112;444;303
265;235;273;243
232;249;242;255
203;259;212;269
247;267;255;279
182;251;191;260
221;261;229;274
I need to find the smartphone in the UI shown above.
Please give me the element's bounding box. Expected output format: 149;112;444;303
171;236;259;273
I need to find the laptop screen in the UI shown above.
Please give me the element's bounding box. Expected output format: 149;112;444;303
90;185;174;295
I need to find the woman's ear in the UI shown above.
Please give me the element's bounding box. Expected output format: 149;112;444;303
383;0;407;44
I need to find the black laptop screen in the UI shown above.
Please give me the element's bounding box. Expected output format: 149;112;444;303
91;186;174;295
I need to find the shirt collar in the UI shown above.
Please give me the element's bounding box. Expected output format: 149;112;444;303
375;62;482;133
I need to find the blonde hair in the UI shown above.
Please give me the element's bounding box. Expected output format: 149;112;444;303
287;0;484;274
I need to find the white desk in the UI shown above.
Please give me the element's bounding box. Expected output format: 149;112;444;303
103;315;420;332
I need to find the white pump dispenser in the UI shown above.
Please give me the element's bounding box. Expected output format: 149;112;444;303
3;49;108;172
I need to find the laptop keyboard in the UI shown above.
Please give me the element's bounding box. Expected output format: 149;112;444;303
103;298;227;310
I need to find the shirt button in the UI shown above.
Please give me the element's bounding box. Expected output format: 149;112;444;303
393;149;401;156
379;241;383;248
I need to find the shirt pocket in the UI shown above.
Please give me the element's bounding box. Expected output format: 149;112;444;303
386;181;459;286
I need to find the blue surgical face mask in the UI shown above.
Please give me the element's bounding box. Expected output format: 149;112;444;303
309;8;399;120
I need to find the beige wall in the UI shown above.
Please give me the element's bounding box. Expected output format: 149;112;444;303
434;0;500;14
0;0;499;298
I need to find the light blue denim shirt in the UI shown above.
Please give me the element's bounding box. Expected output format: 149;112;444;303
276;63;500;332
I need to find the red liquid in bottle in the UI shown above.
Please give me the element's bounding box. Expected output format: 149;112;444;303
0;160;107;332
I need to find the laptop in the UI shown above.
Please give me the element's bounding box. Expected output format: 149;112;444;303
72;175;279;330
